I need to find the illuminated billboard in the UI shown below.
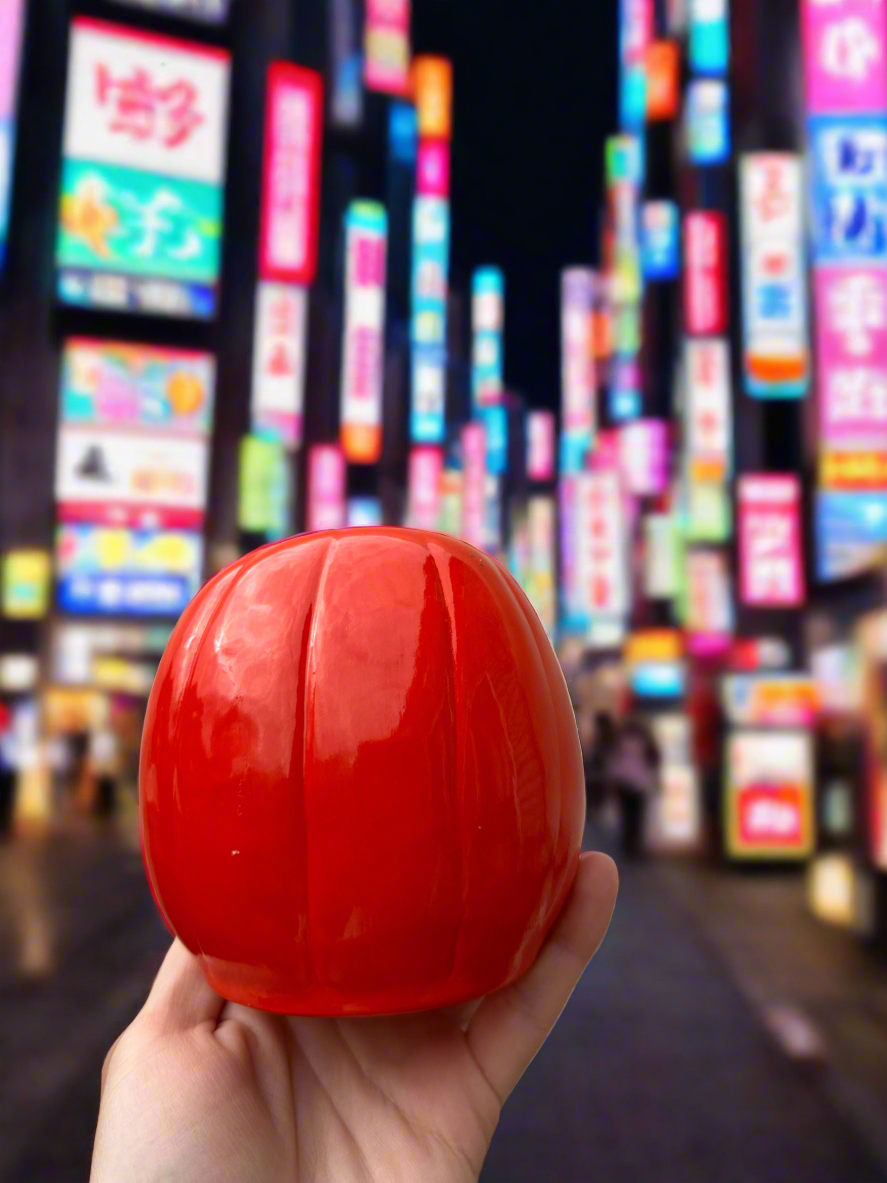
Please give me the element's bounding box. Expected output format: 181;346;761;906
726;731;815;860
472;267;505;408
57;19;230;318
340;201;387;464
809;116;887;263
0;0;25;270
684;212;728;334
57;524;203;617
251;283;307;449
740;154;809;398
259;64;323;287
561;268;596;469
307;445;346;532
738;475;806;607
365;0;410;95
803;0;887;114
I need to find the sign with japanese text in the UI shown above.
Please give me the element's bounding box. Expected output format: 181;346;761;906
479;403;509;477
412;57;452;141
618;419;668;496
642;201;680;281
0;0;25;269
559;475;585;630
56;426;209;531
461;422;487;550
820;449;887;489
688;0;729;74
738;475;806;607
56;524;203;617
526;496;556;637
722;675;819;728
411;347;447;446
561;268;596;466
685;549;733;654
307;445;346;532
816;490;887;577
809;116;887;261
340;201;387;464
61;339;215;436
816;267;887;446
527;411;556;482
686;79;730;164
576;470;628;618
684;212;728;334
251;282;307;450
364;0;410;95
620;0;653;129
108;0;231;22
647;41;680;121
740;155;810;398
726;731;815;859
472;268;505;408
416;140;450;198
803;0;887;114
57;19;230;318
259;63;322;286
685;338;732;482
407;446;443;530
650;715;702;849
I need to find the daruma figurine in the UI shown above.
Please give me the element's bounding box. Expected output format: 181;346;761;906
140;528;586;1016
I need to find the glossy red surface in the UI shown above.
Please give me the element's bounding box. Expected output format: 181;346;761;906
140;528;586;1016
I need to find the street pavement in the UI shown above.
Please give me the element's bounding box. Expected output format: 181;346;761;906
1;819;886;1182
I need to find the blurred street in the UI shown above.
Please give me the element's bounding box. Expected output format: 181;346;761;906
3;821;887;1183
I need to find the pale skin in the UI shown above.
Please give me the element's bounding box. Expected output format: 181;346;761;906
91;852;618;1183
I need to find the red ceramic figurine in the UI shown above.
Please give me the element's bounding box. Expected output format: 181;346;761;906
140;528;586;1016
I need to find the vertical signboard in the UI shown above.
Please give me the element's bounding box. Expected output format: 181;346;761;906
461;421;487;550
646;41;680;121
561;268;596;469
329;0;363;129
340;201;387;464
686;79;731;164
816;267;887;447
364;0;411;95
527;495;557;637
688;0;730;74
472;267;505;407
250;283;307;449
685;549;733;654
685;339;732;482
684;211;728;334
740;154;809;397
738;475;806;607
413;57;453;141
0;0;25;269
57;19;230;318
527;411;556;482
620;0;653;129
642;201;681;281
411;195;449;442
407;446;443;530
577;470;628;618
307;444;346;532
258;63;323;287
618;419;668;496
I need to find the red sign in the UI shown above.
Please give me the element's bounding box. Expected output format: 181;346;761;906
416;139;450;198
259;63;323;286
684;212;728;336
647;40;680;120
738;475;806;607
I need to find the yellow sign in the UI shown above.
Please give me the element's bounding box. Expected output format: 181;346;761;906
821;451;887;491
625;629;683;666
2;550;51;619
412;57;452;140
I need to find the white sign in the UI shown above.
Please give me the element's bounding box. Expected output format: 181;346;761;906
63;19;230;184
56;425;208;519
644;513;679;598
251;282;307;449
685;338;732;482
576;470;628;617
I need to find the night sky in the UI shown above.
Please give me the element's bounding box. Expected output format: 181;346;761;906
412;0;619;412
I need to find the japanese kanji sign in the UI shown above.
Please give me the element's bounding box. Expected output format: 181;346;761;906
561;268;597;466
411;196;449;444
738;475;806;607
576;470;629;618
685;338;732;483
57;19;230;317
816;267;887;446
740;154;809;398
809;115;887;262
259;63;323;286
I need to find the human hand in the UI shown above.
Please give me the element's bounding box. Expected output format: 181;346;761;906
91;851;618;1183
